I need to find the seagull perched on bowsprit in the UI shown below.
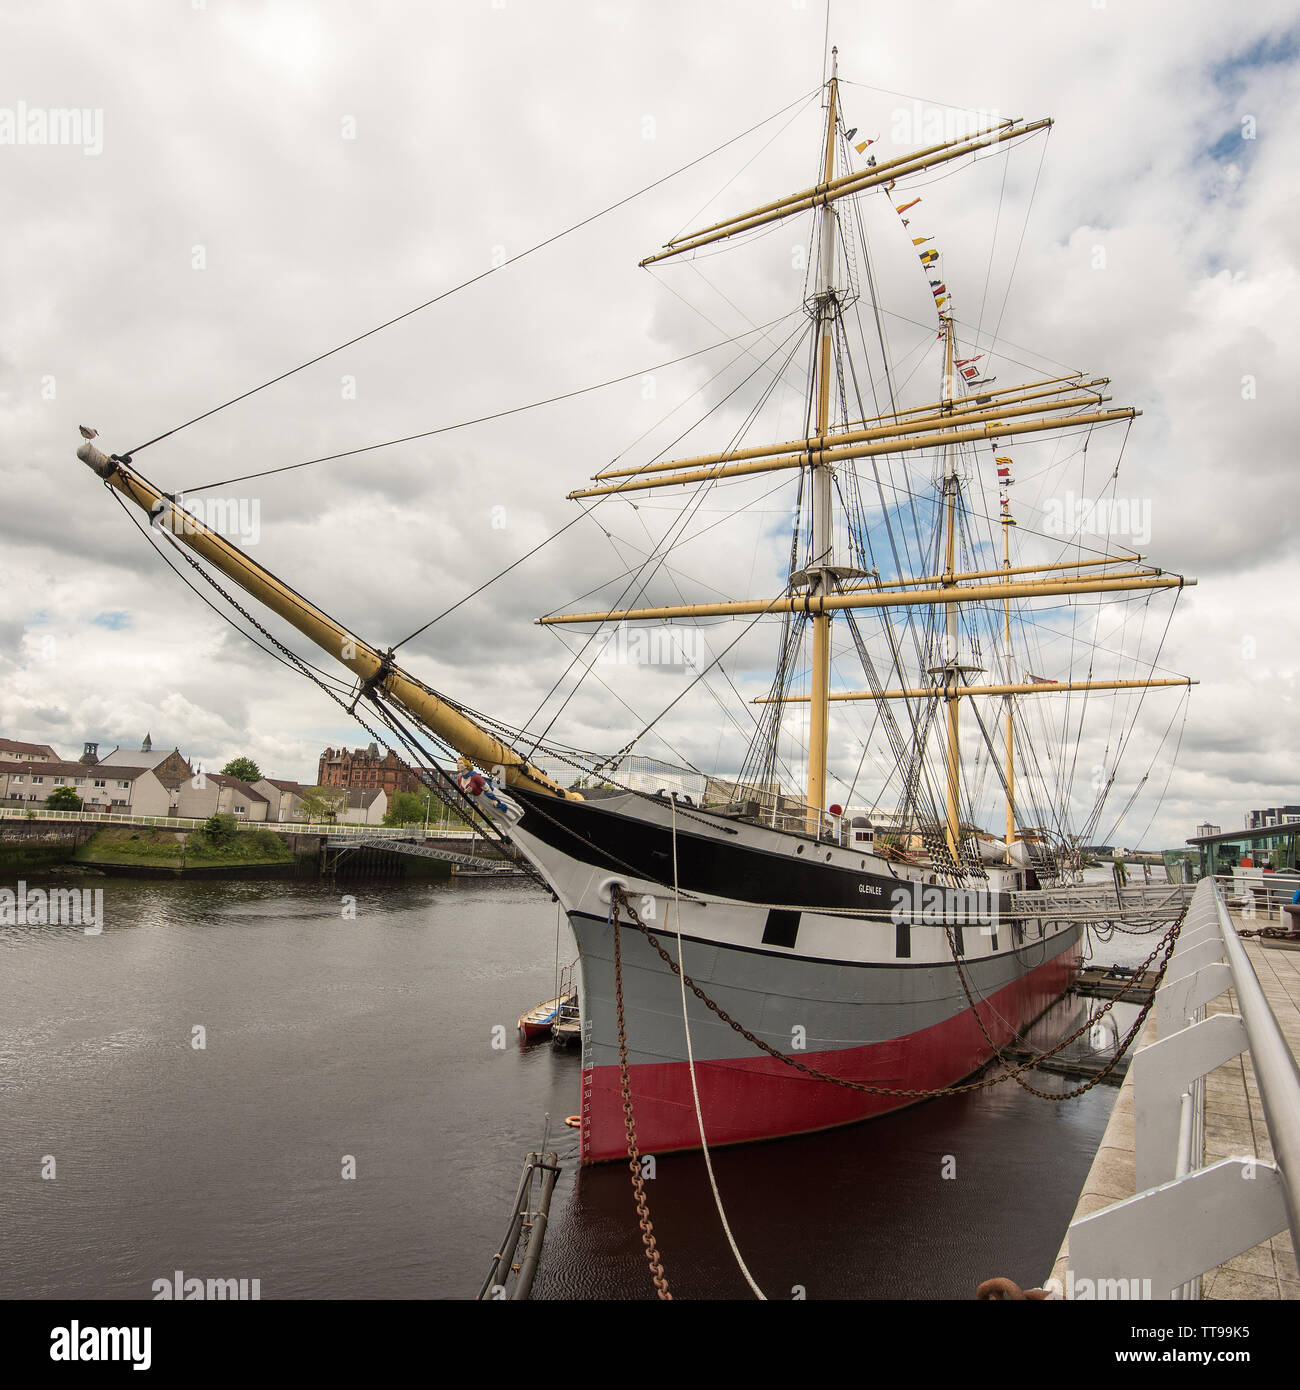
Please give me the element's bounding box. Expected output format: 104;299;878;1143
79;425;99;440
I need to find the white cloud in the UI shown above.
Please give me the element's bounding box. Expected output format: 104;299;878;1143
1;1;1296;848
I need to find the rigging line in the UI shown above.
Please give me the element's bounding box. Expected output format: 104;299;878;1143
1006;607;1188;679
522;328;810;743
821;0;832;89
623;509;768;743
124;85;822;458
982;129;1051;383
838;79;1027;121
592;562;765;761
599;312;813;486
845;219;937;630
115;484;521;860
605;317;809;472
1122;690;1191;852
672;87;822;245
1077;593;1181;846
399;301;792;653
975;146;1011;373
843;610;948;840
392;504;597;652
521;472;728;752
650;208;821;265
837;286;1086;383
539;625;712;777
547;319;808;622
853;457;1147;560
575;476;797;613
686;259;810;381
643;266;813;403
842;720;880;812
106;486;351;694
597;595;798;766
1060;422;1134;811
184;312;800;493
527;447;785;758
109;469;367;687
837;241;934;682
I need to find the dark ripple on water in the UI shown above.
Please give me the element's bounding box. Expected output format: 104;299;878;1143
0;872;1158;1299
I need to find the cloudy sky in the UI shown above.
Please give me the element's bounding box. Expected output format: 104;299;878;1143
2;0;1296;849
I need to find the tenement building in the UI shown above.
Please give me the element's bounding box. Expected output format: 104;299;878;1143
317;744;424;797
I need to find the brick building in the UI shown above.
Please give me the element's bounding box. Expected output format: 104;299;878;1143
318;744;425;797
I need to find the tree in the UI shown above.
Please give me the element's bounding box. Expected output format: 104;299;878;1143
384;790;435;827
297;786;346;823
221;756;261;783
46;786;83;811
202;813;239;845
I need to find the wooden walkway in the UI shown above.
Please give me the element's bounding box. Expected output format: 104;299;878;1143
1200;914;1299;1298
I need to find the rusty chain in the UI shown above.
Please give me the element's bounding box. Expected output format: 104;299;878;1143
942;910;1184;1101
611;895;672;1300
610;887;1185;1102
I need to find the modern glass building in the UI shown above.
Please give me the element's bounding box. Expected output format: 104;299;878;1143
1186;822;1300;878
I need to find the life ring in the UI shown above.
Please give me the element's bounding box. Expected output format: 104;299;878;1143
564;1114;581;1129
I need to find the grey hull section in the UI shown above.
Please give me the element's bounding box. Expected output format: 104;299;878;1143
571;909;1083;1070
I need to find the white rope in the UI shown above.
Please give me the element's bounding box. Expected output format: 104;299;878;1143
670;797;767;1300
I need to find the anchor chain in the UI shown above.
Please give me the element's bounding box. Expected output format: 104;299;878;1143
942;907;1184;1101
611;894;672;1300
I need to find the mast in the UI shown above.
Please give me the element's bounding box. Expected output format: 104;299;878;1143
940;317;962;861
805;49;839;824
1001;481;1016;862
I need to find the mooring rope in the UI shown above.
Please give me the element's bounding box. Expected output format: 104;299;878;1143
669;797;767;1299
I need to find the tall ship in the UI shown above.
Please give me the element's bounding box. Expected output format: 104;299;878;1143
76;55;1194;1163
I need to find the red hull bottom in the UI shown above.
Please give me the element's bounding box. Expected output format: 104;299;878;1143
580;942;1081;1161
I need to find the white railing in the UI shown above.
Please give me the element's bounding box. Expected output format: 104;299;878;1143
1011;881;1195;921
1213;870;1300;921
1065;876;1300;1299
0;807;476;837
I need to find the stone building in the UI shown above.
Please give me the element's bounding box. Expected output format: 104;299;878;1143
0;738;60;762
318;744;424;797
0;759;171;815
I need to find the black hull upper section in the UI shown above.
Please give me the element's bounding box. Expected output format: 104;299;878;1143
513;788;1008;916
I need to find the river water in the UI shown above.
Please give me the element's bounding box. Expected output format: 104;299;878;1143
0;871;1164;1300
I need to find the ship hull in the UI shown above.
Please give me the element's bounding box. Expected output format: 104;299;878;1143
570;909;1080;1160
502;788;1082;1161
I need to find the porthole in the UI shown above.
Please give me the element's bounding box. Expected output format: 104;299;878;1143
795;844;804;855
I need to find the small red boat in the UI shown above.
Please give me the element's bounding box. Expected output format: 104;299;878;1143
518;963;577;1040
